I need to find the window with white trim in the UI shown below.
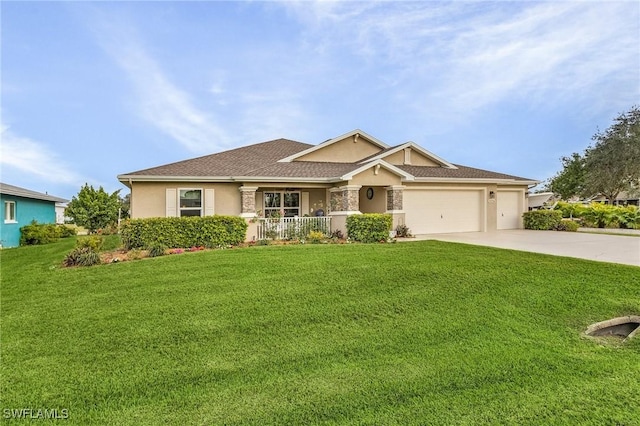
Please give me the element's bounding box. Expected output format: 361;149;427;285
4;201;16;223
263;191;300;217
179;189;202;217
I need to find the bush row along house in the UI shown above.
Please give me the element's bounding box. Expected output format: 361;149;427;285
118;129;538;240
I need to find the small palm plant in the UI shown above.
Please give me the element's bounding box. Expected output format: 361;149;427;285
581;203;618;228
617;205;640;229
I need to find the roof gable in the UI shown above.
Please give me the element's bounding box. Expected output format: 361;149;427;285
360;142;457;169
340;159;414;181
278;129;389;163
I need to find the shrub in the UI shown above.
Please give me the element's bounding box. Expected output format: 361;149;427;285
76;235;104;252
58;225;77;238
96;224;119;235
523;210;562;230
330;229;344;240
307;230;325;244
395;224;412;238
554;219;580;232
19;221;61;246
616;205;640;229
346;214;393;243
581;203;618;229
120;216;248;250
127;249;142;261
147;242;167;257
554;201;587;219
63;247;101;267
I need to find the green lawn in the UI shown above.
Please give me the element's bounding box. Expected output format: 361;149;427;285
1;238;638;425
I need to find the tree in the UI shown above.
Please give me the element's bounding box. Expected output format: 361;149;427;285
120;193;131;220
546;152;586;199
547;106;640;203
583;106;640;204
65;184;121;233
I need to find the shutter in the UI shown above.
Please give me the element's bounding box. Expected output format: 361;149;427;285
302;192;309;216
166;189;177;217
204;189;215;216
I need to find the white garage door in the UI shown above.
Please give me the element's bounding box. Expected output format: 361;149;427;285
497;191;522;230
404;189;483;234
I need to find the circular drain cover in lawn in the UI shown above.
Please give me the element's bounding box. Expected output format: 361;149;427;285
585;316;640;341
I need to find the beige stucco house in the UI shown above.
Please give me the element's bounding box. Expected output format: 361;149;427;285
118;129;538;240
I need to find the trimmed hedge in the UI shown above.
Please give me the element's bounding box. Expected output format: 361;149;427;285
346;214;392;243
120;216;248;250
20;221;77;246
523;210;562;230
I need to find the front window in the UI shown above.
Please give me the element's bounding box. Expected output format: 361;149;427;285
264;191;300;217
179;189;202;217
4;201;16;223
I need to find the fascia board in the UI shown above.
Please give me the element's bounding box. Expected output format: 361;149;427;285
119;174;345;184
412;177;540;185
277;129;390;163
117;175;234;183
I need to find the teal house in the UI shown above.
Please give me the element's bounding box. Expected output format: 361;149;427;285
0;182;67;248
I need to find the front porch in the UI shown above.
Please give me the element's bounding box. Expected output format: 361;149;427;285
240;184;406;240
254;216;332;240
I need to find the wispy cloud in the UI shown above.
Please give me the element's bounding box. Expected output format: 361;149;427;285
0;123;84;185
281;1;639;126
89;14;231;153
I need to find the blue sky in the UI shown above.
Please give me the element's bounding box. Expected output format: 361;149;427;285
2;1;638;200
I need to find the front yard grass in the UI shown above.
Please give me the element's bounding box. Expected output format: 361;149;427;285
1;238;638;424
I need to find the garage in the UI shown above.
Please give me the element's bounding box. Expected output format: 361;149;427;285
497;190;523;230
404;189;484;234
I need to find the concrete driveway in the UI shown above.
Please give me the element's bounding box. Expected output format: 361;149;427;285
406;230;640;267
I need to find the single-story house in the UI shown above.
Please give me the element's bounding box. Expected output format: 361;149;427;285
118;129;538;240
588;192;639;206
0;182;68;248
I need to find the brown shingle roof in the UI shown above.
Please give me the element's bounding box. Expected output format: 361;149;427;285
122;139;312;177
241;162;359;178
398;164;533;181
119;136;535;183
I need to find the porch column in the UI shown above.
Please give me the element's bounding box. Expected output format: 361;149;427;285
344;185;362;212
386;185;404;212
239;186;259;218
386;185;406;233
330;185;361;213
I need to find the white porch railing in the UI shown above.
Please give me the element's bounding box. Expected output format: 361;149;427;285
256;216;332;240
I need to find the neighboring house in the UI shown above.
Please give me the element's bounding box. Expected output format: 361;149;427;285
0;182;68;248
528;192;556;210
118;129;538;239
55;202;69;224
588;192;639;206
